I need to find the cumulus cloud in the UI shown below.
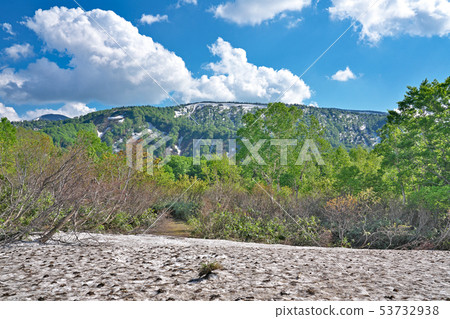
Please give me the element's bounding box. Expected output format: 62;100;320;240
0;68;26;102
4;43;34;60
140;14;169;25
181;38;311;103
0;7;311;107
0;7;193;105
329;0;450;43
212;0;311;26
1;23;15;36
331;66;356;81
0;102;20;121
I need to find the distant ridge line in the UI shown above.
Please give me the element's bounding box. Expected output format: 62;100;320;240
113;101;388;115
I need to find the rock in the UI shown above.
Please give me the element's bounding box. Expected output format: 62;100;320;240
306;287;316;295
209;294;220;300
156;288;166;294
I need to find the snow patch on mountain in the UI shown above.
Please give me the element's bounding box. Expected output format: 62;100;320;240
174;102;265;118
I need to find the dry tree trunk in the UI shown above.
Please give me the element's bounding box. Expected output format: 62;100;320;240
39;208;79;244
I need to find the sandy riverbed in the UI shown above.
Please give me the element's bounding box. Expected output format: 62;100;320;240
0;232;449;301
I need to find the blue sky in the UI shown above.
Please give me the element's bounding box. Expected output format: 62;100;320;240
0;0;449;120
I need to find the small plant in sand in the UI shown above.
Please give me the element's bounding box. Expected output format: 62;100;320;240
198;261;223;277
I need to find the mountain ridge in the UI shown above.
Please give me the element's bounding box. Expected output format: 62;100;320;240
16;102;387;154
34;114;70;121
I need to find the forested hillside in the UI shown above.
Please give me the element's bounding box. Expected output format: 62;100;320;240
16;102;386;154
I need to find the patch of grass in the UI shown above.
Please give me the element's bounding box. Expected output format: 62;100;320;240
198;261;223;277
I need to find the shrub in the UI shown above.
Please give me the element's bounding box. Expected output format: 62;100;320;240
198;261;223;277
286;216;324;246
189;210;283;243
103;209;158;233
171;201;201;221
189;210;325;246
153;200;201;222
324;195;360;246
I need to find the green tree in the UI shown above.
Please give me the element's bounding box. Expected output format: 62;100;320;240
237;103;304;190
0;118;17;173
76;130;111;162
165;156;192;180
102;131;115;147
377;77;449;203
0;118;16;147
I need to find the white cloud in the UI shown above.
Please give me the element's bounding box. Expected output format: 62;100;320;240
0;7;311;107
2;23;15;36
0;101;95;122
0;7;193;105
287;18;302;29
24;102;96;120
0;68;26;103
182;38;311;103
0;102;20;121
4;43;34;60
212;0;311;26
330;66;356;81
140;14;169;25
329;0;450;43
177;0;198;7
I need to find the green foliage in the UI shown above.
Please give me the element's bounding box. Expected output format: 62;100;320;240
0;117;16;147
408;186;450;215
76;130;111;161
202;156;242;184
17;121;98;148
237;103;331;194
198;261;223;277
376;77;449;202
106;209;158;233
189;210;285;243
153;200;201;222
189;210;323;246
0;118;17;172
289;216;323;246
165;156;193;180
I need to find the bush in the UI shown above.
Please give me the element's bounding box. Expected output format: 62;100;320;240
99;209;158;233
409;186;450;218
198;261;223;277
189;210;282;243
285;216;326;246
171;201;201;221
189;210;325;246
153;200;201;222
324;195;360;246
